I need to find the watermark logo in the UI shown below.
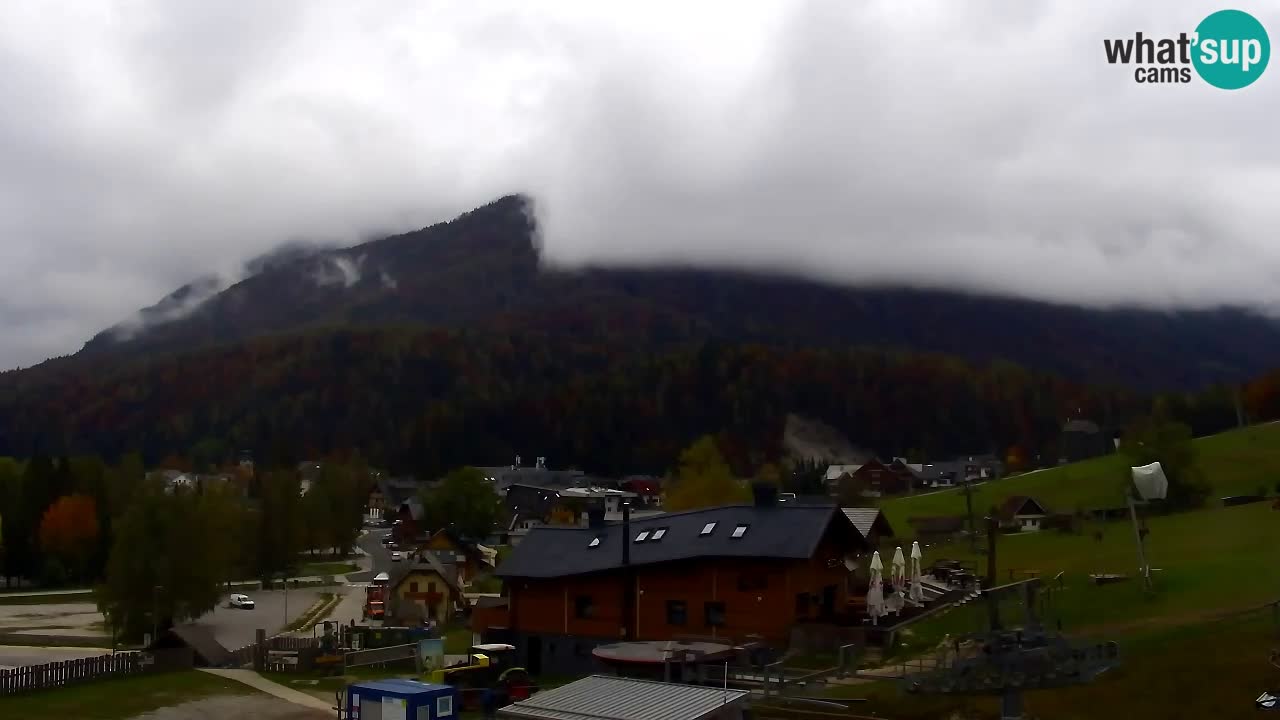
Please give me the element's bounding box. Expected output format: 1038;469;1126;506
1103;9;1269;89
1258;691;1279;709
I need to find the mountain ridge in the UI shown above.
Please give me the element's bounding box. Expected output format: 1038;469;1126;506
64;194;1280;391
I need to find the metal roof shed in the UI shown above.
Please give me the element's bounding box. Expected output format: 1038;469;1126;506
496;675;749;720
345;679;459;720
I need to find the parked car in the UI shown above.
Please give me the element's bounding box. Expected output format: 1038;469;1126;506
227;593;255;609
390;551;403;562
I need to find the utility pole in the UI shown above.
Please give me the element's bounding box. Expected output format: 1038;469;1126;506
152;584;161;647
962;479;977;552
1235;385;1246;428
985;516;998;591
1126;493;1152;592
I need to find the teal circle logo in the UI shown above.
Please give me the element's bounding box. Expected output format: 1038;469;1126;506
1192;9;1270;89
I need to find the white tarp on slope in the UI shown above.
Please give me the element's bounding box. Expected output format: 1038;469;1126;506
1131;462;1169;501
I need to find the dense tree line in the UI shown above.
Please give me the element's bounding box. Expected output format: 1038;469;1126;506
0;327;1199;480
0;453;369;641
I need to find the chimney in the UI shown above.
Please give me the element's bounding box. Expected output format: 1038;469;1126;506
621;502;631;566
621;501;635;641
587;507;606;529
751;481;778;508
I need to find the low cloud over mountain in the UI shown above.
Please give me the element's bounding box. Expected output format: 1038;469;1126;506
2;1;1278;368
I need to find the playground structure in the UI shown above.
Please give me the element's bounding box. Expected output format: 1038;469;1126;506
426;643;533;710
898;576;1119;720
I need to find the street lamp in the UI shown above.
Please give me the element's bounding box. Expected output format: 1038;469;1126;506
279;571;290;630
1129;462;1168;591
152;584;163;647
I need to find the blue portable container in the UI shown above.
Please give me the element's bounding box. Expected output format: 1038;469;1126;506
344;678;458;720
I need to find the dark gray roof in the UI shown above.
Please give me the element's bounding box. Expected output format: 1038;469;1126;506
163;623;232;667
496;504;859;579
1064;419;1101;433
999;495;1048;519
391;552;460;594
496;674;748;720
377;476;422;507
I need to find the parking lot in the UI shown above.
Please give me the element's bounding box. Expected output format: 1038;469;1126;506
195;588;324;650
0;644;110;670
0;587;323;668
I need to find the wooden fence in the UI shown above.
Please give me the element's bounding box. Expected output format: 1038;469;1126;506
0;651;171;697
270;635;320;651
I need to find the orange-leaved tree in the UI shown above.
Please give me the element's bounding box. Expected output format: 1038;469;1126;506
38;494;100;582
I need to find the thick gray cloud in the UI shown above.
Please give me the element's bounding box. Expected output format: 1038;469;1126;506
2;0;1279;369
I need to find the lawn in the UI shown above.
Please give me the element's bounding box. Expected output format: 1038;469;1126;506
0;670;255;719
879;421;1280;531
884;500;1280;658
297;561;359;577
829;610;1280;720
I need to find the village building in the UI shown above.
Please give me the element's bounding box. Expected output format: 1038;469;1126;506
416;527;498;589
477;456;616;495
619;476;664;508
997;495;1049;533
389;553;464;624
483;483;892;675
503;483;659;546
835;459;914;498
369;475;423;524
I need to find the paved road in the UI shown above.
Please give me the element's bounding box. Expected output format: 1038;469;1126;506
194;588;324;650
326;531;382;627
0;645;110;670
347;528;391;583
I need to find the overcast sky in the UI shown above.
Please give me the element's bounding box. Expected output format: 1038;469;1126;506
2;1;1279;369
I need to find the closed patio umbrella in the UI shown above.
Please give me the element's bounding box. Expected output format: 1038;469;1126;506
888;546;907;614
909;541;924;604
867;551;884;625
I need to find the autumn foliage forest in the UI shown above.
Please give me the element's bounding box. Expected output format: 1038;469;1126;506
2;329;1277;485
0;327;1275;640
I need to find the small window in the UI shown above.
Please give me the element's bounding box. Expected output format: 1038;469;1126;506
700;522;717;536
635;530;650;542
437;694;454;717
651;528;667;540
575;595;595;619
428;581;436;592
705;601;726;627
588;536;601;548
666;600;688;626
731;524;749;538
410;581;419;593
